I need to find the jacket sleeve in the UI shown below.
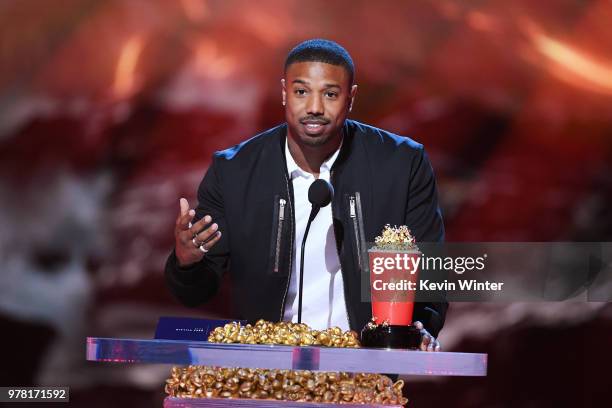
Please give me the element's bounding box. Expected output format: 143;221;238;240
165;154;230;307
406;147;444;243
406;147;448;338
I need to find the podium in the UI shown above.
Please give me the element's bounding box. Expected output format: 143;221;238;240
86;337;487;407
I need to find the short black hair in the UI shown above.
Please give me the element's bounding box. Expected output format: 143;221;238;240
285;39;355;85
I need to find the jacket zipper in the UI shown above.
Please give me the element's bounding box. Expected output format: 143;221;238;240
279;172;294;321
349;195;362;271
354;192;368;276
273;198;286;273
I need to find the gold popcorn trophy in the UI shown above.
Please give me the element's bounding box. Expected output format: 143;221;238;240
360;225;423;349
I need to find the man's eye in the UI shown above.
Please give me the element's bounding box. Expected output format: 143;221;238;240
325;92;338;98
294;89;306;95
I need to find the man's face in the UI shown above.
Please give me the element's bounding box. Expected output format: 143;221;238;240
282;61;357;147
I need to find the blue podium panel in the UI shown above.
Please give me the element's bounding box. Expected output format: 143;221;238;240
163;397;402;408
86;337;487;377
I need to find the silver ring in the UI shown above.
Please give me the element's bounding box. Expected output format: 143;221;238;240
188;222;193;229
192;237;200;248
199;245;209;254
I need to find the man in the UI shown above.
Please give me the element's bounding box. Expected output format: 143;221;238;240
166;39;446;351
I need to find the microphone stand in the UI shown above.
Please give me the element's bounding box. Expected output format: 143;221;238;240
297;206;320;324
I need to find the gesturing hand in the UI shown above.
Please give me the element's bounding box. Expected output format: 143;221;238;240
174;198;222;267
413;321;441;352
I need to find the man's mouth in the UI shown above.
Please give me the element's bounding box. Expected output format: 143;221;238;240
301;120;329;135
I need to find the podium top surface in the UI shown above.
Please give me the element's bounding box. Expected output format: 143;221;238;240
86;337;487;377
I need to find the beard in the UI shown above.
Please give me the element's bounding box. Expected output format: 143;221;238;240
288;118;337;148
298;129;336;146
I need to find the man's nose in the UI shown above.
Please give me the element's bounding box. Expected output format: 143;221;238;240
306;94;324;116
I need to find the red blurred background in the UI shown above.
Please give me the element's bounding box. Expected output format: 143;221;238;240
1;0;611;406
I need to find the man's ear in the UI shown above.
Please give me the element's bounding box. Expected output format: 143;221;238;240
281;79;287;106
348;84;358;112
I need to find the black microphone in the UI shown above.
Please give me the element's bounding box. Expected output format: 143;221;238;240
297;179;334;324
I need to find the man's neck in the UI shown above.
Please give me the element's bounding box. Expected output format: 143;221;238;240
286;132;342;177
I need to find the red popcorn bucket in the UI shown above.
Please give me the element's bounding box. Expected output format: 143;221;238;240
368;249;420;326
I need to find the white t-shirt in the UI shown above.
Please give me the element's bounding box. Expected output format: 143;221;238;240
282;138;350;331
